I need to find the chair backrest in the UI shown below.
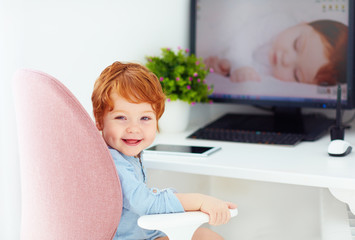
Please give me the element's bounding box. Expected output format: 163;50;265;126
13;69;122;240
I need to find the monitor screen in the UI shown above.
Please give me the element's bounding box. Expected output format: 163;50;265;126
191;0;354;109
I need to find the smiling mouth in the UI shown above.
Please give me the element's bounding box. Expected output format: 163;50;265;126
123;139;142;146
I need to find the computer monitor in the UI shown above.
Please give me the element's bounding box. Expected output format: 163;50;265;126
189;0;355;141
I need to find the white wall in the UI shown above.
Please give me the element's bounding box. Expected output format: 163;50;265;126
0;0;190;239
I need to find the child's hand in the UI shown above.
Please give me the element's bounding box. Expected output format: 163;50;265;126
200;195;237;225
230;67;261;82
205;56;231;76
175;193;237;225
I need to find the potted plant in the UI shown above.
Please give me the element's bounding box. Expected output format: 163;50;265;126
146;47;213;104
145;47;214;132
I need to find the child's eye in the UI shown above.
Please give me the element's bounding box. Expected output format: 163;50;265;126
115;116;126;120
293;68;302;83
141;116;151;121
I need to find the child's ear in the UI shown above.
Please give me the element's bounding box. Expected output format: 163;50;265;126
96;121;103;131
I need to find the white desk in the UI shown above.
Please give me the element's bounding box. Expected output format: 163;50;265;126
144;126;355;213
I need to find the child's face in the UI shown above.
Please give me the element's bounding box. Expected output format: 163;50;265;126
269;23;329;84
98;92;157;157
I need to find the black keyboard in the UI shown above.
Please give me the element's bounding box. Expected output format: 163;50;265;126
186;113;335;146
188;128;304;145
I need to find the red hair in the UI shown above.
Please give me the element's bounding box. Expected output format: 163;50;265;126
310;20;348;86
91;62;166;128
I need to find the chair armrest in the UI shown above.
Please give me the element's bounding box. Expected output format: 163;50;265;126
138;208;238;230
138;209;238;239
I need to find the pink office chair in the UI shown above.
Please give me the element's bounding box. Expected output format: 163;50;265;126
13;69;237;240
13;69;122;239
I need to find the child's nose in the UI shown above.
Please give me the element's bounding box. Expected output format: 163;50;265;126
282;51;296;67
126;122;140;133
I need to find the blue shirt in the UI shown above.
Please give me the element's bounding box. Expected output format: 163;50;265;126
109;147;185;240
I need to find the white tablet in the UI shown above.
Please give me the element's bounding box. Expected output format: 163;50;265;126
144;144;221;157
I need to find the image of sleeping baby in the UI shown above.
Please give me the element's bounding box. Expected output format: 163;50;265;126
196;0;349;99
204;20;347;86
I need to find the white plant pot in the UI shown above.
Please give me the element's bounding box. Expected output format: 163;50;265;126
159;100;191;133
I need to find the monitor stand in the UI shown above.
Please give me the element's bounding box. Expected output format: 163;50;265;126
199;107;335;141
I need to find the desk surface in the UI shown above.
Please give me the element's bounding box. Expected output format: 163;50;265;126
143;126;355;190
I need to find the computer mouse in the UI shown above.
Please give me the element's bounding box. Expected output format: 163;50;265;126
327;139;352;157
